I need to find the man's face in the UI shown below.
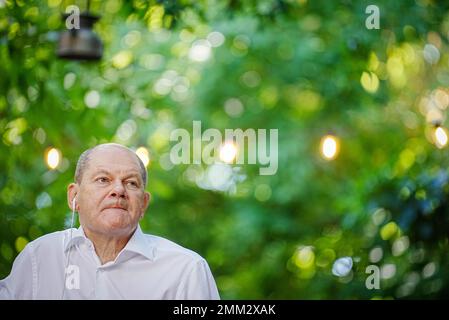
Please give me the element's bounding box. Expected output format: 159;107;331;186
68;146;150;237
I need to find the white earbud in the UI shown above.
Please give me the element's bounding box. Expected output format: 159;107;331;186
63;195;77;299
70;196;77;227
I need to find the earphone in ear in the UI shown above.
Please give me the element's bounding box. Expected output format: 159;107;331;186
69;196;77;229
63;195;77;299
70;196;77;227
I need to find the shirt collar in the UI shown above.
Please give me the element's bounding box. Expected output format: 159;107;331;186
64;226;87;252
123;224;155;261
64;224;155;261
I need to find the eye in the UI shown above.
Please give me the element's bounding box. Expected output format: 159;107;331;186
126;180;138;188
96;177;109;184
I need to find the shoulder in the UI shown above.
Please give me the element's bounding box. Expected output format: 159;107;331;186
144;233;205;263
24;229;69;252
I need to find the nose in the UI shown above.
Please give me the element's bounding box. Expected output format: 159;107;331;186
109;181;127;199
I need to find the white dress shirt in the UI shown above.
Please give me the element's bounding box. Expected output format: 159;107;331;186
0;224;220;300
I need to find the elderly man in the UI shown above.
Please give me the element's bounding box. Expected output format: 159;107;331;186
0;143;220;299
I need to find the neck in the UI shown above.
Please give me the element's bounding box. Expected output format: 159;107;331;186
83;227;135;265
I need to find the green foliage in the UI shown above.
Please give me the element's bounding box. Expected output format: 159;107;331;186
1;0;449;298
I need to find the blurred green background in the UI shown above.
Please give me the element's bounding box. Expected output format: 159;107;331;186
2;0;449;299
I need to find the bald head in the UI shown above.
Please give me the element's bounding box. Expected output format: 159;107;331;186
74;143;147;187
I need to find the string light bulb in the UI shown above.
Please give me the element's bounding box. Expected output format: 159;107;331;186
45;147;61;169
136;147;150;167
434;125;448;149
320;134;340;160
219;141;238;163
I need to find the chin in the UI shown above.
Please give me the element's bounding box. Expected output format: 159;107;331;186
98;217;131;234
98;225;132;237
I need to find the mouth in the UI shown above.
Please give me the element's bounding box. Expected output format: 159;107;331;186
103;206;128;212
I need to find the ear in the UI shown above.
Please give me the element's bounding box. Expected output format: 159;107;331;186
67;183;79;211
140;191;151;219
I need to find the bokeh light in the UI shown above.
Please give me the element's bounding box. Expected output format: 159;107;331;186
320;135;339;160
45;147;61;169
332;257;353;277
434;126;448;148
189;40;212;62
219;142;238;164
136;146;150;167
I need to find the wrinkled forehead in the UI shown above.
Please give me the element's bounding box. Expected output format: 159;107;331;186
87;146;142;174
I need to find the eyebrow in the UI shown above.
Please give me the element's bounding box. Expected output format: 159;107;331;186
91;169;142;182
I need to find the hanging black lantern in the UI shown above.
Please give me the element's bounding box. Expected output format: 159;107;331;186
57;3;103;61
